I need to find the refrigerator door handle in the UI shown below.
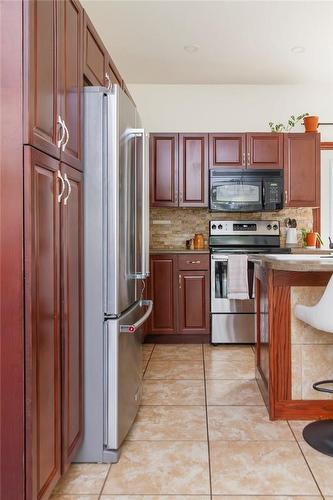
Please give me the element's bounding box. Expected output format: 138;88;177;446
128;128;149;279
119;300;153;333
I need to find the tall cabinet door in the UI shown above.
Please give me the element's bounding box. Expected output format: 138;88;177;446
209;133;246;169
24;147;61;500
59;0;83;171
148;255;178;334
179;133;208;206
178;271;209;334
60;164;83;471
83;11;107;86
150;134;179;207
284;133;320;207
24;0;60;159
246;133;283;169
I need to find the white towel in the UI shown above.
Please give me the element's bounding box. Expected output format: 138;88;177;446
227;254;249;300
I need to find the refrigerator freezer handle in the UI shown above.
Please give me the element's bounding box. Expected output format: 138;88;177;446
119;300;153;333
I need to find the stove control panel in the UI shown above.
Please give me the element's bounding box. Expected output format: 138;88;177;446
210;220;280;236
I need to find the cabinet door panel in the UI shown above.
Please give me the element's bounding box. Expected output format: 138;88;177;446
179;271;209;334
209;133;246;168
284;133;320;207
60;164;83;471
106;55;122;86
149;255;177;333
59;0;83;170
83;12;106;86
247;133;283;169
179;134;208;206
150;134;178;207
24;0;60;158
24;147;61;500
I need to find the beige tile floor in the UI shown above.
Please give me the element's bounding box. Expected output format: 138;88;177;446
52;344;333;500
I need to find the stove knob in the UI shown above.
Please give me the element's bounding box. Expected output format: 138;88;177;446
211;224;217;230
273;224;278;231
267;224;272;230
218;224;223;230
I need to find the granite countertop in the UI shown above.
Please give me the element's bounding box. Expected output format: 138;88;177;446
150;248;210;254
253;255;333;272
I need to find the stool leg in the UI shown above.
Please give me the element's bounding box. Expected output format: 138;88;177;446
303;420;333;457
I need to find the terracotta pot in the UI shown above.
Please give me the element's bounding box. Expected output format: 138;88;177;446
303;116;319;133
306;232;317;247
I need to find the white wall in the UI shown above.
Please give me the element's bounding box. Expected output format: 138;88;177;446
129;83;333;246
128;84;333;137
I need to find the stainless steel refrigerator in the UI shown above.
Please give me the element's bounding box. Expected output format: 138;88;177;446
76;86;152;463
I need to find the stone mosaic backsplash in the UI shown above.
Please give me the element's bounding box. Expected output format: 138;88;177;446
150;207;314;249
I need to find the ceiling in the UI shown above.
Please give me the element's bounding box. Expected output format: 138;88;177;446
81;0;333;84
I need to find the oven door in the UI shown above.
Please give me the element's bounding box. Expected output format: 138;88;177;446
210;174;262;212
210;254;254;313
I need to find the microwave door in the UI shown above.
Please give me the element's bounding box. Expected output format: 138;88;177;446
211;179;262;212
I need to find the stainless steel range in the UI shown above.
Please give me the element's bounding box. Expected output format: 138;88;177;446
209;220;291;344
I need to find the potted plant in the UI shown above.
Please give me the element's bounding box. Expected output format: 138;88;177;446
303;115;319;132
301;228;323;248
269;113;309;133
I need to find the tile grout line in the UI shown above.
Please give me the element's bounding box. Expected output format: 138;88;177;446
97;463;111;499
202;343;213;500
287;421;325;499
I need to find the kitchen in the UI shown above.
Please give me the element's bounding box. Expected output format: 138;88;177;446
1;0;333;499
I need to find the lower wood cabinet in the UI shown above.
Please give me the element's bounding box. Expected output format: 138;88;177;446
24;147;83;499
147;253;210;341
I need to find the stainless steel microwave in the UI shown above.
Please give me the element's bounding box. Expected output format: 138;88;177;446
209;169;284;212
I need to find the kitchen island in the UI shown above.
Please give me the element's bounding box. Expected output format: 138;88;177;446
254;255;333;420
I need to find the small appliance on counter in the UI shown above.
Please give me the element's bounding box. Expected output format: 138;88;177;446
209;220;291;344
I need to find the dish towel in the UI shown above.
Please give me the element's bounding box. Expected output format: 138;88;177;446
227;254;249;300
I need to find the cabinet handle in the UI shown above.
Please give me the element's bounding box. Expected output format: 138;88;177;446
63;173;71;205
242;152;246;166
247;151;251;165
178;274;182;289
284;190;288;205
187;260;201;264
62;121;69;152
105;72;111;91
57;170;66;203
57;115;65;148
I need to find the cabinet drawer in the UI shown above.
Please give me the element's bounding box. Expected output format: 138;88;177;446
178;254;209;270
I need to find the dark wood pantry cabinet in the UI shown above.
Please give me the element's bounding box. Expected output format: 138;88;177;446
24;147;83;499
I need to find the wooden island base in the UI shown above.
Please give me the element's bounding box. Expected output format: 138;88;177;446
255;263;333;421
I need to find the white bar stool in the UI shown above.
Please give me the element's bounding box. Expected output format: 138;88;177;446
294;274;333;456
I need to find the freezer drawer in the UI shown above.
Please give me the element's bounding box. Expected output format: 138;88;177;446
211;313;255;343
104;300;152;452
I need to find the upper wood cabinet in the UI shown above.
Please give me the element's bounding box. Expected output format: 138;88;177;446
150;134;179;207
209;133;246;169
247;133;283;169
106;55;122;87
59;0;83;170
284;133;320;207
208;133;283;169
179;134;208;206
83;11;106;86
24;0;83;170
24;0;60;159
